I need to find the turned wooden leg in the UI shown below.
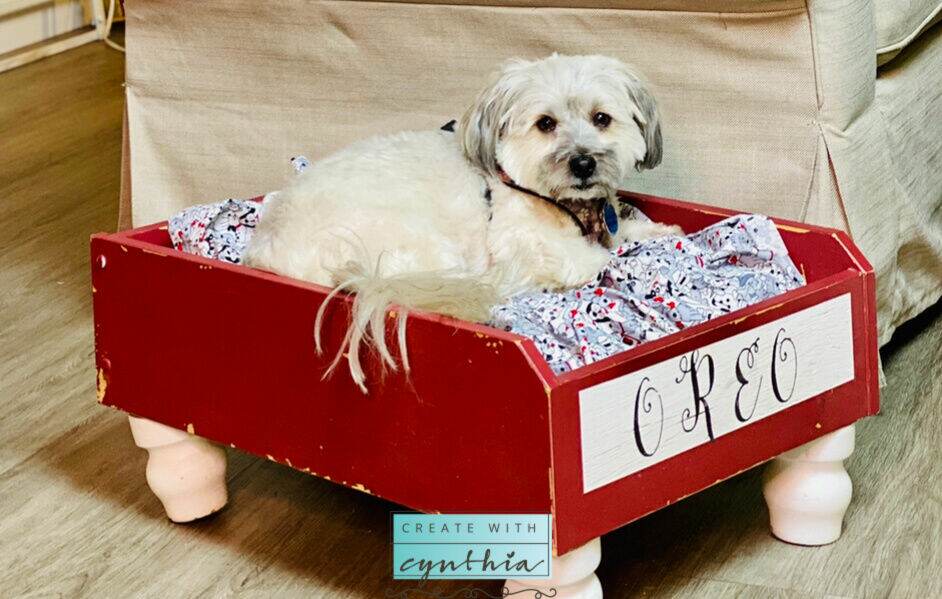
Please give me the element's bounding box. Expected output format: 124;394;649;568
763;424;855;545
128;416;228;522
504;537;602;599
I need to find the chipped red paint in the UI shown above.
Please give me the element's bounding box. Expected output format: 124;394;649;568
91;192;879;555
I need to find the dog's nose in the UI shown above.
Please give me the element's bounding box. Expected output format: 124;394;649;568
569;154;596;179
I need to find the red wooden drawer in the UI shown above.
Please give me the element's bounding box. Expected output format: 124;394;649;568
90;192;879;554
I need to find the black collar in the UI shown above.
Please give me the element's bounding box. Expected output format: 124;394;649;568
495;165;619;243
496;166;590;236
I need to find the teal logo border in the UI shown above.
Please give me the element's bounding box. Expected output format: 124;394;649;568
391;513;552;580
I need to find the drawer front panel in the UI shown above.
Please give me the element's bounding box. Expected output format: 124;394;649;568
579;293;854;493
550;271;878;554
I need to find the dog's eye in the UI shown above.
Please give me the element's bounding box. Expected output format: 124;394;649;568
536;116;557;133
593;112;612;129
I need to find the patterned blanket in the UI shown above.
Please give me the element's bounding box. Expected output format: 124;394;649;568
490;213;803;372
169;170;804;374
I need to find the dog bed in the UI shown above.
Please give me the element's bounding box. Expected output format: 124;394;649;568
92;190;879;598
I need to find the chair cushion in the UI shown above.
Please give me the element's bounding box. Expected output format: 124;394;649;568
374;0;802;10
875;0;941;64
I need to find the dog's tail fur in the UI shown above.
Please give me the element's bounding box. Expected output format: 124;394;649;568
313;259;503;393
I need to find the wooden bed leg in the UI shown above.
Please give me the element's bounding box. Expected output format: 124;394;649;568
763;424;855;546
504;537;602;599
128;416;228;523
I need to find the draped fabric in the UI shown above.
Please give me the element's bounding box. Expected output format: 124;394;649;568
120;0;942;343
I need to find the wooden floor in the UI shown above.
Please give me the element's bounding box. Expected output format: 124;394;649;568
1;39;940;599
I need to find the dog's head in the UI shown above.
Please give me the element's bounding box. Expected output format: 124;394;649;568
459;54;662;200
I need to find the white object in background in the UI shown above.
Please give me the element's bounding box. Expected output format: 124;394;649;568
0;0;111;73
763;424;855;545
128;416;228;522
101;0;123;52
505;538;602;599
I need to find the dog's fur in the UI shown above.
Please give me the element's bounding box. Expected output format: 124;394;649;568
245;54;678;391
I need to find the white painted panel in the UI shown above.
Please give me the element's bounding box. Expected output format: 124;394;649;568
0;0;86;56
579;293;855;493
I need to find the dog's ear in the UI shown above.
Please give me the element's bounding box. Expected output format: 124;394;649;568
459;65;522;175
617;66;663;171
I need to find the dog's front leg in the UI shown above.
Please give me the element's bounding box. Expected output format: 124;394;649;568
487;188;612;292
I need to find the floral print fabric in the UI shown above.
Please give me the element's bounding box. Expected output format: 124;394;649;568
168;197;267;264
490;214;805;373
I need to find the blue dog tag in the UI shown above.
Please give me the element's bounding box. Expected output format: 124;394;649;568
604;201;618;235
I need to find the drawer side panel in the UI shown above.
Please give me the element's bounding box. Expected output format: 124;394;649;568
91;235;553;514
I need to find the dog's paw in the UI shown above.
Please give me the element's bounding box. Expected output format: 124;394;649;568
656;223;684;237
557;265;595;289
617;220;683;244
554;246;611;289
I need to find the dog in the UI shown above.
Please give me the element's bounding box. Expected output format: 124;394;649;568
245;54;679;391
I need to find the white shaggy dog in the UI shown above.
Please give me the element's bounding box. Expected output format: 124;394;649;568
245;54;677;390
